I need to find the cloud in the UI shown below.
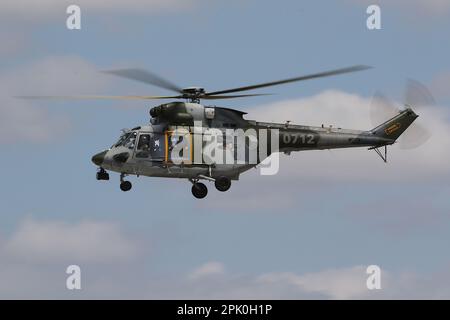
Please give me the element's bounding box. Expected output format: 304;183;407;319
0;55;111;144
151;261;450;299
2;217;140;263
0;0;203;21
188;261;225;280
348;0;450;16
257;266;370;299
173;262;375;299
0;216;143;298
0;30;27;58
1;221;450;300
248;90;450;182
189;89;450;218
431;72;450;100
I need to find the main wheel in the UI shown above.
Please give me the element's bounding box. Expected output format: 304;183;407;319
120;181;132;192
214;176;231;192
191;182;208;199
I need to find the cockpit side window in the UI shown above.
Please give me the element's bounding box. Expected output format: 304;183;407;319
114;131;137;149
137;134;150;151
114;133;128;147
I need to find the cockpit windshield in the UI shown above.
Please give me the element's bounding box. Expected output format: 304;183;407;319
113;131;137;149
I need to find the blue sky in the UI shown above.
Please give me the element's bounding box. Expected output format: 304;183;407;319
0;0;450;298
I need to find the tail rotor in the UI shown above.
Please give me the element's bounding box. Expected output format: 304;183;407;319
370;80;433;149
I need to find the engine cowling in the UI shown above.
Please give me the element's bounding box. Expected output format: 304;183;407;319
149;102;194;125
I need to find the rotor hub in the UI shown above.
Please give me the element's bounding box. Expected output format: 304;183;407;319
181;87;205;102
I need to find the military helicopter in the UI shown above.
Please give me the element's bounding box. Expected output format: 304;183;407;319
21;65;425;199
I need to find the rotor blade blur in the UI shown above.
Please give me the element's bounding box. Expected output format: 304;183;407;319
16;95;182;100
399;80;434;149
405;79;436;109
201;93;272;99
399;123;431;149
205;65;372;96
102;68;183;94
370;91;399;127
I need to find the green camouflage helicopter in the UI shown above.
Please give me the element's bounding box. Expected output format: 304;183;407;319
22;66;428;199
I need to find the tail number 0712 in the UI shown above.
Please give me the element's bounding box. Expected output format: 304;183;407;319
282;133;315;145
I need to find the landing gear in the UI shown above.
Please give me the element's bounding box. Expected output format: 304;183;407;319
214;176;231;192
96;168;109;180
120;181;132;192
189;175;232;198
191;182;208;199
119;173;132;192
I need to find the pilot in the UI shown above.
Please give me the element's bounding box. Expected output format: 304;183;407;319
125;132;137;149
139;135;150;151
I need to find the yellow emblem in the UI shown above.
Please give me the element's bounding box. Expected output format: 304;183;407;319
385;123;401;135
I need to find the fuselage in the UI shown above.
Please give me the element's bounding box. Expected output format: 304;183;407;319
92;102;405;181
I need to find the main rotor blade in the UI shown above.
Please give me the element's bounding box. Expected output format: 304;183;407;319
16;95;182;100
201;93;272;100
102;68;183;94
205;65;372;96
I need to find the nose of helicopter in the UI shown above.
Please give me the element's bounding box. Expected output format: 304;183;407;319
91;150;107;166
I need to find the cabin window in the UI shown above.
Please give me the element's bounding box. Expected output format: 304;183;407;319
166;129;192;164
135;133;165;160
150;133;164;160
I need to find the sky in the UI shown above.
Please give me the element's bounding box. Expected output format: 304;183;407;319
0;0;450;299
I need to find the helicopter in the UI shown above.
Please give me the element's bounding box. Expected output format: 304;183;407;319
21;65;423;199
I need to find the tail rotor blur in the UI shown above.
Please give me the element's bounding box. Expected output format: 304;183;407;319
370;80;433;149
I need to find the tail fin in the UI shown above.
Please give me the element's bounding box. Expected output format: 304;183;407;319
370;107;418;141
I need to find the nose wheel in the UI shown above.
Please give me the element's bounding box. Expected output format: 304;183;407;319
120;173;132;192
191;182;208;199
96;168;109;181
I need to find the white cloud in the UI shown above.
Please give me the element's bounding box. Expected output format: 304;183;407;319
183;262;374;299
0;216;144;298
8;55;111;97
0;55;111;144
2;217;140;263
0;0;203;20
0;30;27;57
164;261;450;299
188;261;225;280
257;266;370;299
431;72;450;100
150;261;450;299
248;90;450;182
1;226;449;300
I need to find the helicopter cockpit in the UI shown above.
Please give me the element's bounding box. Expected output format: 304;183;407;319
113;131;137;149
109;127;166;160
